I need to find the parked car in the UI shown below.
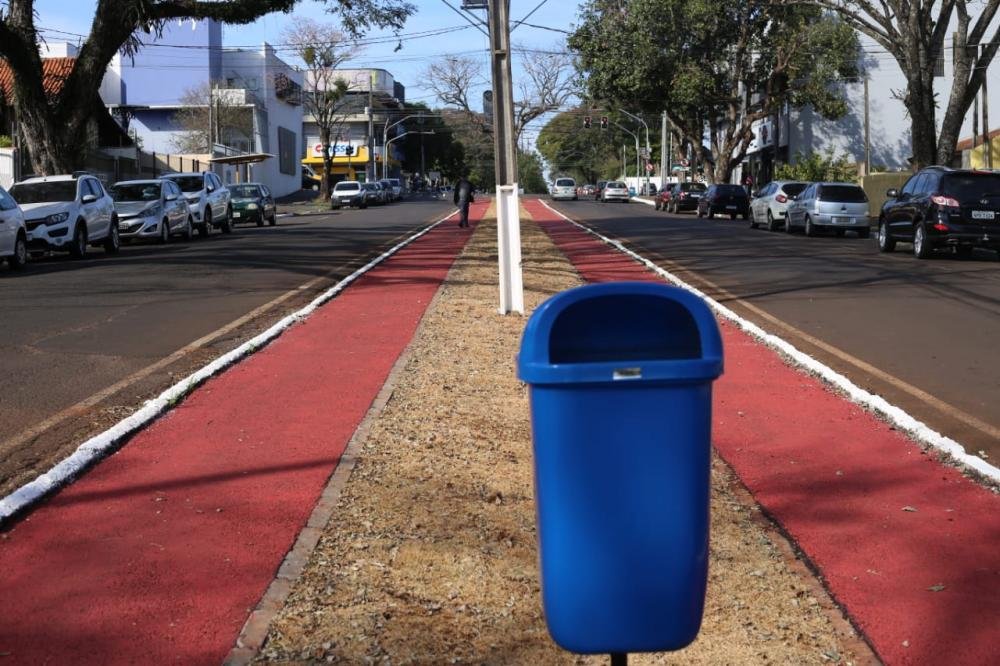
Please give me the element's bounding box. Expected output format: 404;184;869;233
331;180;366;209
657;182;707;213
160;172;232;236
0;184;28;270
302;164;321;191
551;177;578;201
640;182;657;196
110;179;192;243
10;174;120;258
878;167;1000;259
696;184;750;220
379;179;401;201
227;183;277;226
749;181;810;231
601;181;630;203
785;182;870;237
595;180;608;201
361;182;383;206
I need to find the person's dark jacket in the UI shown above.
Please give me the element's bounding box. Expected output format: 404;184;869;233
453;179;474;206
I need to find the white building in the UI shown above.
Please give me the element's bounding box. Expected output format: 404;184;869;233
741;17;999;183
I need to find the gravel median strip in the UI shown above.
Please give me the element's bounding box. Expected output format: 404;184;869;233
254;206;872;665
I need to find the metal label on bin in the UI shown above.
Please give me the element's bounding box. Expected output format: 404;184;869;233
613;367;643;381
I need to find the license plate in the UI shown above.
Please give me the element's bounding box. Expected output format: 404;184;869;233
691;195;700;199
233;212;242;218
832;216;854;224
971;210;995;220
726;205;737;210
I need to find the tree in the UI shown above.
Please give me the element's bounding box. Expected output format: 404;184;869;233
280;17;353;198
775;150;858;182
423;51;578;143
392;102;466;181
536;108;630;184
795;0;1000;168
517;150;549;194
0;0;414;175
171;83;255;154
569;0;859;183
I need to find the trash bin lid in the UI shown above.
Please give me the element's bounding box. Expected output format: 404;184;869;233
518;282;723;385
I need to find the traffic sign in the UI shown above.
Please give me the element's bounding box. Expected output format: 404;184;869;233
645;162;654;173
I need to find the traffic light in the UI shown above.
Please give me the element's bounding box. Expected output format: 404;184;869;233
583;115;592;129
600;116;609;130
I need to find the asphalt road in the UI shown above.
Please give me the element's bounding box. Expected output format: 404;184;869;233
550;198;1000;461
0;196;456;451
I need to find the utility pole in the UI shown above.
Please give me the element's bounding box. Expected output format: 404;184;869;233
487;0;523;315
367;71;375;183
983;44;992;169
864;76;871;175
661;112;669;188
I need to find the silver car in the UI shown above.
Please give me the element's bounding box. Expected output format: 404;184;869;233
749;180;809;231
0;185;28;270
601;181;630;203
785;182;871;237
552;177;577;201
110;179;193;243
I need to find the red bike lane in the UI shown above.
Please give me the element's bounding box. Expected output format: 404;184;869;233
0;205;485;665
525;199;1000;665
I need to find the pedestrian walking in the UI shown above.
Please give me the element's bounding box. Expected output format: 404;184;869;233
453;176;474;228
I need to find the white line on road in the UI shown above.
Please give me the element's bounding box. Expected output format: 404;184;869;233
540;199;1000;483
0;211;458;523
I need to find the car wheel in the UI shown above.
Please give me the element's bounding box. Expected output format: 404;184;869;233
183;216;193;241
159;219;169;244
654;200;661;211
785;215;796;233
804;216;816;237
835;229;846;238
749;211;758;229
199;211;211;237
256;214;264;227
268;213;277;226
69;222;88;259
696;206;703;219
766;210;778;232
877;219;895;252
857;227;870;239
360;202;368;209
221;207;233;234
955;245;973;259
104;217;121;254
913;224;933;259
9;232;28;270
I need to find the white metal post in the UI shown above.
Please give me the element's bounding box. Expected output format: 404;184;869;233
488;0;524;315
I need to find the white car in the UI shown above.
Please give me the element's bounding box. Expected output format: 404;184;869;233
331;181;366;209
160;172;232;236
110;179;193;243
10;174;120;258
749;181;810;231
0;185;28;270
384;178;403;199
552;177;578;201
601;181;630;203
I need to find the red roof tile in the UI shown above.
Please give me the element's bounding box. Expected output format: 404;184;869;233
957;127;1000;151
0;57;76;101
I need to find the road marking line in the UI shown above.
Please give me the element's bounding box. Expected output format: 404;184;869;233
1;211;458;522
541;199;1000;483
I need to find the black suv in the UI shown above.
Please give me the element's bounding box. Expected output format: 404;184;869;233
879;167;1000;259
697;184;750;220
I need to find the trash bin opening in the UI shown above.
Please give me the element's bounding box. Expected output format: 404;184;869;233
549;294;703;364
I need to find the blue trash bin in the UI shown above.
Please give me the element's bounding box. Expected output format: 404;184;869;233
517;282;724;655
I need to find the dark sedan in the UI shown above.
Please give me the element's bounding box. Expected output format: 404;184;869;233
878;167;1000;259
696;184;750;220
227;183;276;226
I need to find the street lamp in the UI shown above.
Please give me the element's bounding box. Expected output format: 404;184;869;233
611;120;640;193
620;110;651;194
384;130;435;180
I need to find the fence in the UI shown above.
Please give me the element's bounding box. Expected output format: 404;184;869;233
860;172;911;219
83;150;215;185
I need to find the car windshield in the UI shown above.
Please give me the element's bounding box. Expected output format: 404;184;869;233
164;176;204;193
9;180;77;204
942;174;1000;201
680;183;707;192
228;185;261;198
819;185;867;202
556;179;575;187
110;183;160;202
782;183;808;197
335;183;360;191
387;179;400;187
607;182;626;188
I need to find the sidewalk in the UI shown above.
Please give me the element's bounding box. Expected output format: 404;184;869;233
1;198;996;665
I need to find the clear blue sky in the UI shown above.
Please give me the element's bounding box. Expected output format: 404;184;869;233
34;0;575;123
